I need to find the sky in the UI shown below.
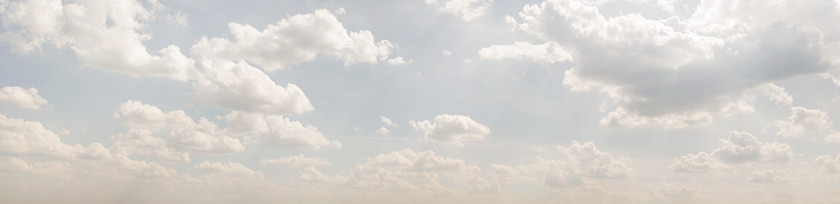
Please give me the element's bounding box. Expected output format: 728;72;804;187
1;0;840;203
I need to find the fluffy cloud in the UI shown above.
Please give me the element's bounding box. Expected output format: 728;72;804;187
114;100;244;154
713;131;792;164
491;141;634;188
500;0;838;127
478;41;572;63
189;9;401;72
260;154;339;182
190;59;314;115
774;107;832;138
376;127;390;135
747;169;789;183
1;1;403;115
0;86;48;110
376;115;396;135
0;0;196;81
109;128;191;163
542;141;634;188
260;154;330;168
0;114;108;159
411;114;490;146
814;154;840;174
425;0;492;22
671;131;792;173
669;152;721;173
223;111;341;150
347;149;485;192
379;115;397;127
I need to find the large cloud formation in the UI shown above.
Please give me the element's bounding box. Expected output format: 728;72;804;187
483;0;839;127
0;0;405;115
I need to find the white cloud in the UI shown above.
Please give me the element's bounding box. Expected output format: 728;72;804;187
555;141;635;179
260;154;330;168
774;107;832;138
825;131;840;143
190;9;401;72
223;111;341;150
411;114;490;146
442;50;452;56
347;149;484;192
261;154;338;182
507;0;837;127
478;41;572;63
671;131;793;173
0;86;47;110
379;115;397;127
1;2;404;116
0;0;196;81
425;0;493;22
669;152;721;173
114;100;245;154
110;128;191;163
713;131;792;164
815;154;840;174
0;113;108;159
191;59;314;115
387;56;413;65
376;127;390;135
747;169;789;183
493;141;634;188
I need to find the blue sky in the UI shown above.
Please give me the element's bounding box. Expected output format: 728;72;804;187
2;0;840;203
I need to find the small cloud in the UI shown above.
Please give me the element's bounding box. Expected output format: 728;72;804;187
376;127;390;135
387;57;413;65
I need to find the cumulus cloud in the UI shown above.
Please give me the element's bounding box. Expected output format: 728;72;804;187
223;111;341;150
261;154;339;183
747;169;789;183
347;149;485;192
0;0;196;81
815;154;840;174
1;1;404;116
490;141;634;188
713;131;792;164
425;0;492;22
376;127;390;135
774;107;832;138
110;128;191;163
191;60;314;115
478;41;572;63
559;141;635;178
375;115;396;135
669;152;721;173
503;0;839;127
0;114;108;159
379;115;397;127
190;9;401;72
411;114;490;146
0;86;48;110
114;100;244;154
671;131;792;173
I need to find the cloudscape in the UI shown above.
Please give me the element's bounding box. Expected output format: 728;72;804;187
2;0;840;203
